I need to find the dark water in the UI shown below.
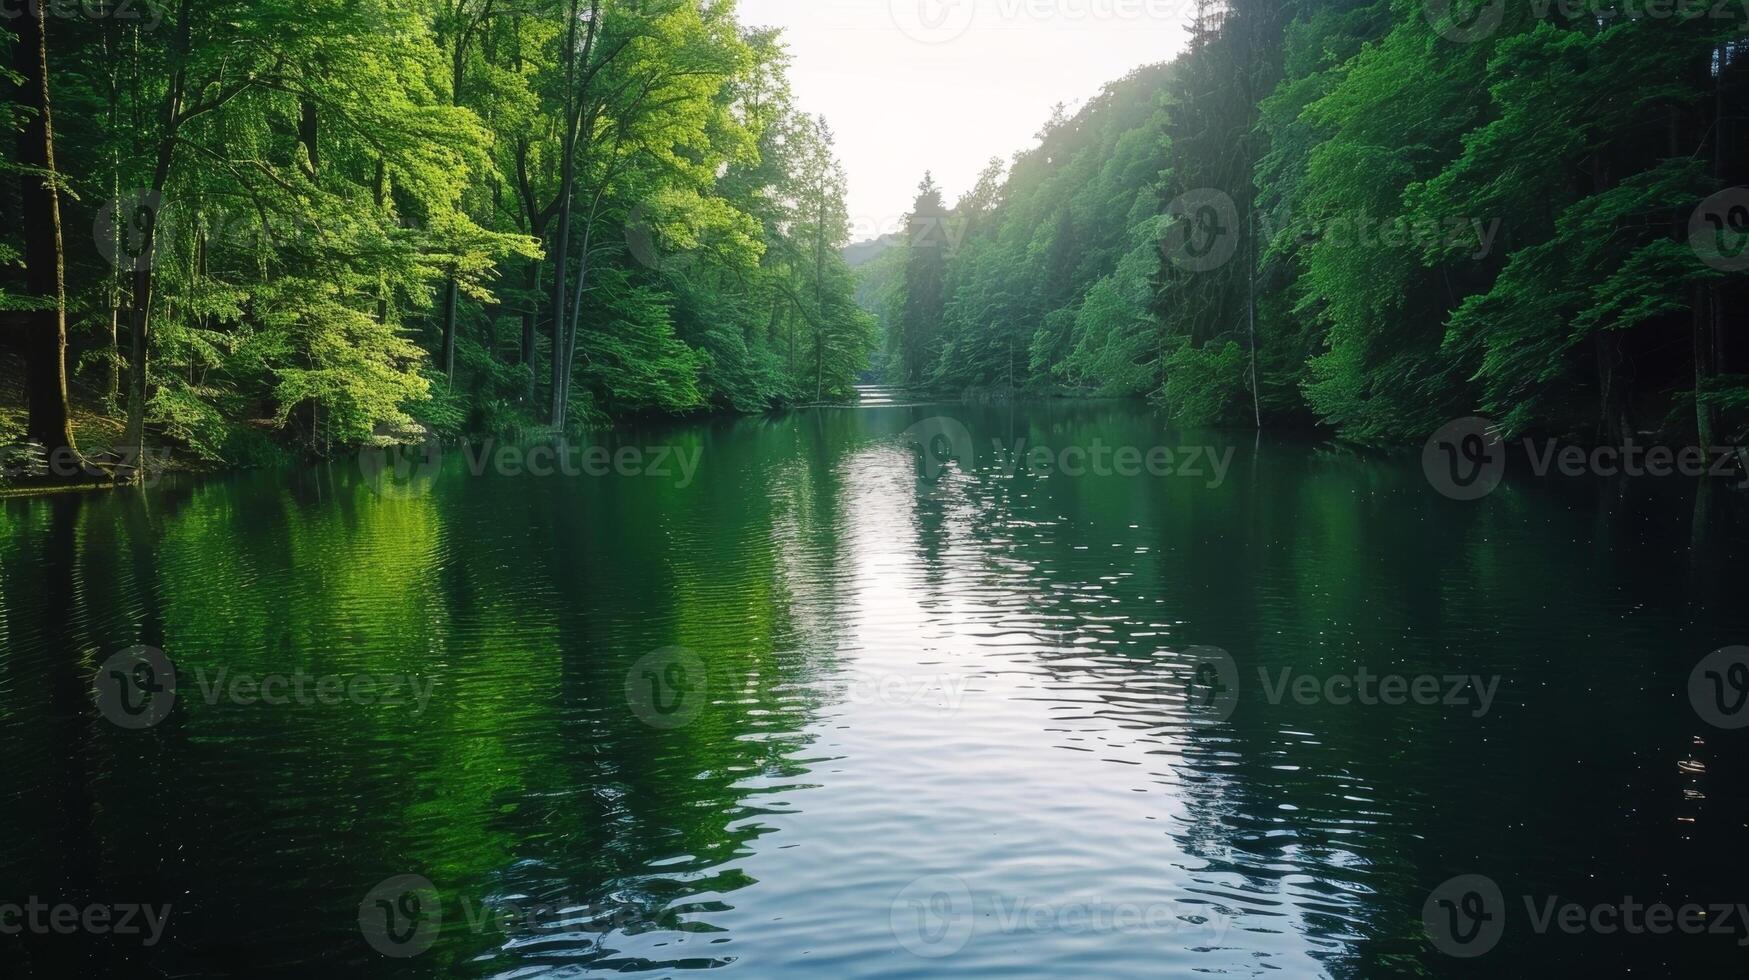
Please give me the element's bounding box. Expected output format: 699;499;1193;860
3;400;1748;977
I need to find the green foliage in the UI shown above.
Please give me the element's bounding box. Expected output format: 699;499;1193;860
8;0;873;467
870;0;1749;447
881;67;1173;398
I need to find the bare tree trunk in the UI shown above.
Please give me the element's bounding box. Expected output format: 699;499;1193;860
521;256;541;369
547;0;599;429
125;2;193;470
107;28;122;409
1247;209;1261;429
375;158;390;324
441;275;459;379
559;220;594;428
299;98;318;173
1596;331;1629;446
1694;42;1727;451
12;0;77;458
440;27;468;382
300;96;323;448
1695;283;1716;452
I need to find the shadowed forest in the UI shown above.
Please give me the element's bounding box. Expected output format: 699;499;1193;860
863;0;1749;447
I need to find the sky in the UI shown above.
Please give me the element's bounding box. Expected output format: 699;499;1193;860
735;0;1192;243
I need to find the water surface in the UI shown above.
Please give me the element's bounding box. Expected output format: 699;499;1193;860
3;400;1747;976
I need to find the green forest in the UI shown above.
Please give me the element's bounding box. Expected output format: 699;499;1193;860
865;0;1749;446
3;0;1748;486
1;0;874;478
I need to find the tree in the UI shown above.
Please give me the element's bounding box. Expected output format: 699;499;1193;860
5;0;77;460
897;173;949;386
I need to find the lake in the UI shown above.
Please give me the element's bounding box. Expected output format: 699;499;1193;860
3;399;1748;976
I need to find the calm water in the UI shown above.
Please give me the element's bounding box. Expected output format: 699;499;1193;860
3;400;1748;977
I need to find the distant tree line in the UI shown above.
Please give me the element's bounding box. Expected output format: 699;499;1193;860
871;0;1749;447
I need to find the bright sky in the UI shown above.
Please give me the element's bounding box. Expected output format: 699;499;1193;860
735;0;1191;242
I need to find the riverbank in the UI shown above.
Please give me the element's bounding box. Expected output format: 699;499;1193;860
0;352;873;497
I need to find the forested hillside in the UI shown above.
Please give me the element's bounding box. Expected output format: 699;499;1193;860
1;0;873;473
874;1;1749;446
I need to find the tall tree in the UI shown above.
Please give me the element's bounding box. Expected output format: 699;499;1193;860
6;0;77;459
898;173;948;386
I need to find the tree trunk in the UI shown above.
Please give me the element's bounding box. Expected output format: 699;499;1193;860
125;2;193;470
1695;283;1717;453
440;29;467;384
547;0;596;430
521;256;541;369
1595;330;1629;446
107;28;122;410
12;0;77;458
299;97;322;449
1247;208;1261;429
1694;42;1727;451
441;275;459;379
375;158;390;324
